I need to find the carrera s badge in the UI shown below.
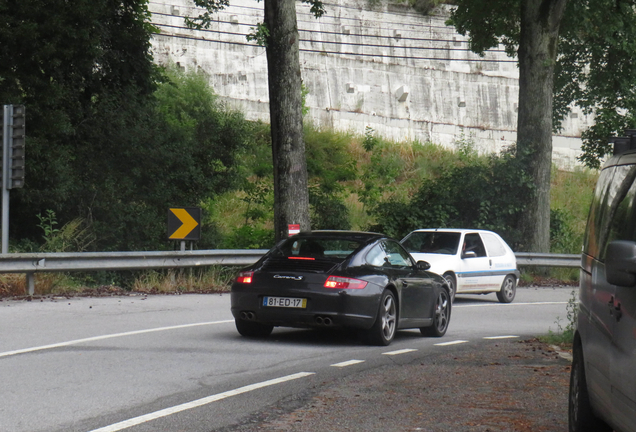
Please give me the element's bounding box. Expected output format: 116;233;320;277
273;275;304;281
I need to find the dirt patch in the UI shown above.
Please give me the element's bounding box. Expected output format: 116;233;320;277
518;276;578;288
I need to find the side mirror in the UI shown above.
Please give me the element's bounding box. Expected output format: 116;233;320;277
462;251;477;259
416;260;431;271
606;240;636;287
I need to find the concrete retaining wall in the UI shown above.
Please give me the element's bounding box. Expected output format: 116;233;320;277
149;0;592;168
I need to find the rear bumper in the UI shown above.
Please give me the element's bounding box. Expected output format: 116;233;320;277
230;285;382;330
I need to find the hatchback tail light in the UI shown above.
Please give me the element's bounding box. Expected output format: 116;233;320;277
236;271;254;284
324;276;368;289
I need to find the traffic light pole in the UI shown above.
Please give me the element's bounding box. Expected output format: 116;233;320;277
2;105;11;254
1;105;33;294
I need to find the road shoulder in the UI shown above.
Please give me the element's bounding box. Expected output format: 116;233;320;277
237;339;571;431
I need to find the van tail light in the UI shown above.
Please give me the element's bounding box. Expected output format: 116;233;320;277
324;276;368;289
236;271;254;284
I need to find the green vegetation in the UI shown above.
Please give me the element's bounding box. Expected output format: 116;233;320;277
210;123;597;256
0;0;599;297
1;116;597;296
557;0;636;168
6;66;253;252
539;289;579;347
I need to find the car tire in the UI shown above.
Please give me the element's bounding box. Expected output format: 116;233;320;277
367;290;397;346
235;318;274;338
496;274;516;303
443;273;456;302
420;288;451;337
568;342;613;432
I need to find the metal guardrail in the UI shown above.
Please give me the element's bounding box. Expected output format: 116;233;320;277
0;250;269;295
514;252;581;268
0;250;270;273
0;250;581;273
0;250;580;295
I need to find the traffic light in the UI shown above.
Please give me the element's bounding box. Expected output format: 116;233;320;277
9;105;25;189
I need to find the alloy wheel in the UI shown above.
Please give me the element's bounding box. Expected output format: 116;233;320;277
381;294;397;340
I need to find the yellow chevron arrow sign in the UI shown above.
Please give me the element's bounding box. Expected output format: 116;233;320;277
168;208;201;240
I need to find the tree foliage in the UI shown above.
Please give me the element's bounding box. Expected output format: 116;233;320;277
0;0;159;249
16;67;251;251
0;0;158;129
451;0;636;169
555;0;636;168
448;0;567;254
447;0;520;57
187;0;326;241
1;1;252;251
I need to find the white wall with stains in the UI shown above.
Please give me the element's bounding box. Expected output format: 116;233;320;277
148;0;592;168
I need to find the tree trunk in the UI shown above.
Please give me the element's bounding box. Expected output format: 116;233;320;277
516;0;567;252
264;0;311;242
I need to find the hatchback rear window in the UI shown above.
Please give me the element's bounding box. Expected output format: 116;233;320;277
481;233;507;257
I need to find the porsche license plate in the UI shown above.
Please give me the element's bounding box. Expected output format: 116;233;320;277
263;297;307;308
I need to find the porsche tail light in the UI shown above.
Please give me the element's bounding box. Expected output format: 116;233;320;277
236;271;254;284
324;276;368;289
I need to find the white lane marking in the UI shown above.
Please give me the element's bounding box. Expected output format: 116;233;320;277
484;335;520;340
454;301;567;308
435;340;469;346
88;372;315;432
331;359;365;367
0;320;234;359
383;348;417;356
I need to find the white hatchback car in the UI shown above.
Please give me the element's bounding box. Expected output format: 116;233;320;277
401;229;519;303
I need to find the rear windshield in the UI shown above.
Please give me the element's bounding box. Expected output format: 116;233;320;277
401;232;461;255
271;237;364;260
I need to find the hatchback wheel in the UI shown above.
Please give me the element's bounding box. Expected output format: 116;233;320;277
568;343;612;432
367;290;397;346
443;273;456;302
421;288;451;337
496;275;516;303
235;318;274;338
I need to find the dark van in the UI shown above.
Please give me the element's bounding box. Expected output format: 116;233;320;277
569;142;636;432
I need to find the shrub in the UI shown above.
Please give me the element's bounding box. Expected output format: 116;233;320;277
550;208;579;253
370;146;533;247
309;185;351;230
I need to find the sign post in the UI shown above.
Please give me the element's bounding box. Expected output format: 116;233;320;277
2;105;31;293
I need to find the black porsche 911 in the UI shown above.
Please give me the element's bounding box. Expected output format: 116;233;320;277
231;231;451;345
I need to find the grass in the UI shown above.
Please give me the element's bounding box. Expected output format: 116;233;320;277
131;267;236;293
540;328;574;349
0;267;238;298
551;166;598;226
0;273;83;297
537;288;579;349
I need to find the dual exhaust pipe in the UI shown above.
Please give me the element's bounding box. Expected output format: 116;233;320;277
315;315;333;326
240;311;333;326
240;311;256;321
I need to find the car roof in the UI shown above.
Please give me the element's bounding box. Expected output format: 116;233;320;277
291;230;387;242
406;228;499;235
603;149;636;169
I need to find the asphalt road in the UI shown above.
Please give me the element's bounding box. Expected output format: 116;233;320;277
0;287;575;432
